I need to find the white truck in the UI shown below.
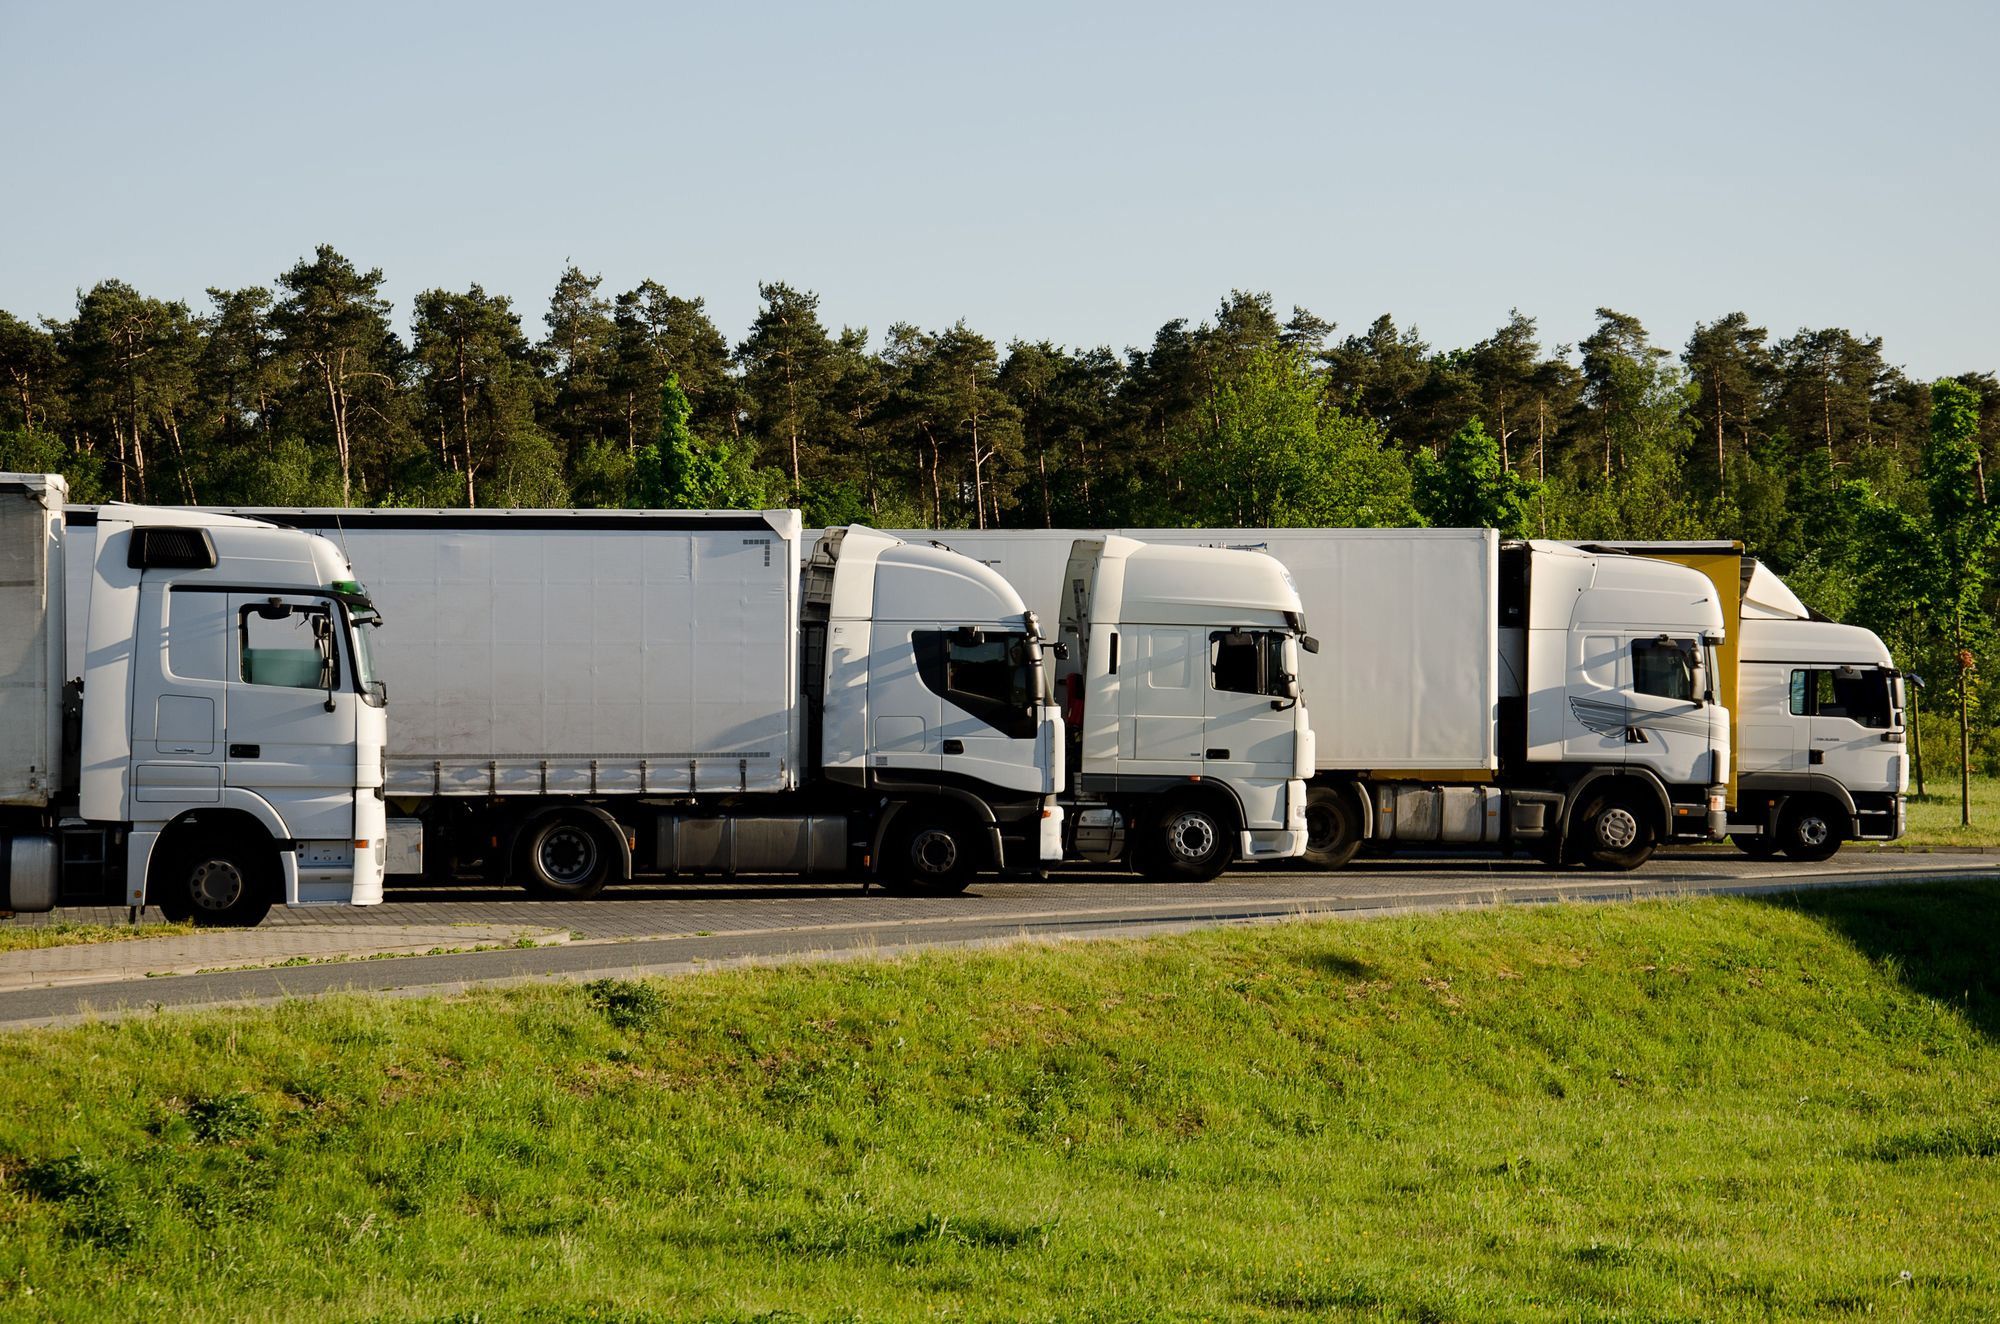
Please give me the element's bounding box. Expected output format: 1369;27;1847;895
1052;535;1313;879
1575;542;1906;858
881;527;1731;871
2;473;386;926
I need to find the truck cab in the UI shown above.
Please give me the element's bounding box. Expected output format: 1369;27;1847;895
1056;536;1313;879
810;526;1064;886
1;474;384;926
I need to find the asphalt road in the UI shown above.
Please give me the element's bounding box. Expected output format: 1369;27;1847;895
3;850;1991;1029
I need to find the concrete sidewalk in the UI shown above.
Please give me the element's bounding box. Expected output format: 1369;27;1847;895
0;923;569;991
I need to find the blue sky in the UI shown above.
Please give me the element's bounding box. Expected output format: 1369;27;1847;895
3;0;1995;375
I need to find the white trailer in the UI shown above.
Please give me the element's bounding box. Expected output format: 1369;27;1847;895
886;527;1731;871
152;510;1064;895
1575;542;1906;857
3;474;385;925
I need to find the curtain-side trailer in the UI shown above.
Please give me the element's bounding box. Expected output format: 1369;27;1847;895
882;527;1731;871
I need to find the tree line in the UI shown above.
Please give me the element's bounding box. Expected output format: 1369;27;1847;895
2;246;1995;774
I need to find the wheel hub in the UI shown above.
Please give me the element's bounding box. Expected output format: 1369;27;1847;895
188;858;245;912
911;829;959;875
1167;811;1218;861
1595;807;1640;851
539;826;599;884
1797;815;1831;847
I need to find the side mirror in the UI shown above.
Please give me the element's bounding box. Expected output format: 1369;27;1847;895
1050;642;1071;661
1301;635;1321;655
369;680;388;705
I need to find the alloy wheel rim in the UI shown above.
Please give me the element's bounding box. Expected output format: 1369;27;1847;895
1596;807;1640;851
540;826;599;884
1168;812;1218;861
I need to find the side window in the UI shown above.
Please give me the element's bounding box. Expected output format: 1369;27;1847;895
239;602;338;689
1825;670;1891;728
1789;669;1811;716
1211;631;1291;697
1631;638;1696;702
166;591;227;683
913;631;1036;737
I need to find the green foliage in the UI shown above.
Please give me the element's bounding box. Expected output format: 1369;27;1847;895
1178;343;1418;527
0;427;107;501
3;886;1999;1317
1412;417;1538;533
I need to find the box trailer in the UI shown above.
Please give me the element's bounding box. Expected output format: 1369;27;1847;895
1577;542;1906;857
118;510;1067;895
880;527;1731;871
3;473;385;926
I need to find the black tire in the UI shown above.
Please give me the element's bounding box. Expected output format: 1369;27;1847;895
881;810;978;895
1732;834;1782;858
1778;798;1844;863
153;837;276;927
1302;784;1363;870
1569;790;1658;871
521;814;617;899
1139;796;1235;882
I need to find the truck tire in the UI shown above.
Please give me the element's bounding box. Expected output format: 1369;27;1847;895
1302;785;1363;870
521;814;616;900
1732;834;1781;858
1139;796;1234;882
154;838;276;927
1570;790;1657;871
1778;798;1843;862
881;811;976;895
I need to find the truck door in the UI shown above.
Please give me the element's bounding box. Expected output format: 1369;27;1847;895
1738;662;1806;777
913;629;1045;795
1623;635;1713;786
1116;627;1205;775
128;585;229;813
224;592;358;842
1204;630;1296;782
1804;668;1899;801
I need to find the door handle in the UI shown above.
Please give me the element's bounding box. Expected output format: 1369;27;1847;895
230;744;261;759
942;739;964;755
1808;749;1824;765
1206;748;1230;760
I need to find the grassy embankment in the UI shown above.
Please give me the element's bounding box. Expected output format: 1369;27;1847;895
2;881;1998;1322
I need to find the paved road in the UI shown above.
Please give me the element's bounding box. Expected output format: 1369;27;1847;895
3;850;1991;1029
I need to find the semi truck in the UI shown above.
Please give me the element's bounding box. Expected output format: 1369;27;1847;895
2;473;386;926
1575;542;1906;858
868;527;1731;871
132;508;1313;890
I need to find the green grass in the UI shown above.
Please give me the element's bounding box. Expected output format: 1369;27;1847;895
1900;775;2000;847
0;920;193;953
3;883;1998;1322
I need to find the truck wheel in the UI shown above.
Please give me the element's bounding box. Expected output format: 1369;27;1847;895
1570;791;1657;871
154;839;275;927
1302;785;1362;870
522;814;616;899
1778;799;1843;862
1732;834;1781;858
882;812;976;895
1140;797;1234;882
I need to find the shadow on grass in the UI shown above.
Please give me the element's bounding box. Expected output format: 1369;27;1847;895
1297;950;1377;980
1757;878;2000;1040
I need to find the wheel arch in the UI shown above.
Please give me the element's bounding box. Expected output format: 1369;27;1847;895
146;807;286;907
503;803;634;883
871;789;1002;875
1558;769;1672;840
